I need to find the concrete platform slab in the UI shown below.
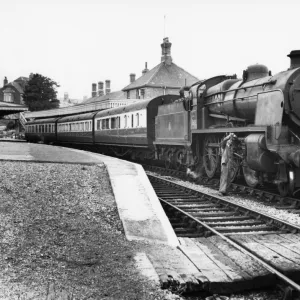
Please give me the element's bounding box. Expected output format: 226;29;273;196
0;142;178;247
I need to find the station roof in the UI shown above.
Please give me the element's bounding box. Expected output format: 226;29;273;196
122;62;199;91
0;102;28;117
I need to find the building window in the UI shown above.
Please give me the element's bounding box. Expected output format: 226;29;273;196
4;93;13;103
136;89;140;99
127;91;130;99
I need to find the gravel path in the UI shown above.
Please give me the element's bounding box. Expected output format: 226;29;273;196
0;162;181;300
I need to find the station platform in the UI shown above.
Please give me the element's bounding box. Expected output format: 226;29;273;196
0;141;285;294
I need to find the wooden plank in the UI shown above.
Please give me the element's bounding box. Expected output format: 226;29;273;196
179;238;234;294
279;233;300;243
207;236;275;289
253;234;300;257
147;246;207;292
231;235;298;277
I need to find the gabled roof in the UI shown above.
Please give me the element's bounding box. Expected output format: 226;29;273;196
122;62;199;91
2;78;28;94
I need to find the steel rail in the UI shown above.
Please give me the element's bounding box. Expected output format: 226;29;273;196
160;198;300;293
145;164;300;204
148;174;300;233
149;175;300;293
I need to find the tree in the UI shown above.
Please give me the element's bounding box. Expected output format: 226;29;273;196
23;74;60;111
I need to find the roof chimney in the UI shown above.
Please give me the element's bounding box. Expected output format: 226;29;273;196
98;81;104;96
130;73;136;83
3;77;8;86
288;50;300;70
142;62;149;75
105;80;111;95
161;37;172;65
92;83;97;97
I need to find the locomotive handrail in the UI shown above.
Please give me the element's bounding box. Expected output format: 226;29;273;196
204;94;257;106
205;80;277;99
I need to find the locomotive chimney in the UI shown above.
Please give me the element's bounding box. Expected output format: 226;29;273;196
142;62;149;75
3;76;8;86
288;50;300;70
130;73;136;83
105;80;111;95
98;81;104;96
92;83;97;97
161;37;172;65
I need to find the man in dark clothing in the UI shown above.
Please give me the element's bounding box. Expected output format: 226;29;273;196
219;133;236;196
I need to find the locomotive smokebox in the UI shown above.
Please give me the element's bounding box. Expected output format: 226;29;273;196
287;50;300;69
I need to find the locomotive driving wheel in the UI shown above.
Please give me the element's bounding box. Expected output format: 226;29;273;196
203;135;220;178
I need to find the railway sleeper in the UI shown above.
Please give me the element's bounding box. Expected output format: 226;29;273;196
223;230;289;236
200;215;252;222
214;225;277;233
204;220;264;227
181;207;223;213
175;204;217;209
166;200;210;205
191;212;237;218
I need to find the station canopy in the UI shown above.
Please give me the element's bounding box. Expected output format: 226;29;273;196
0;102;28;118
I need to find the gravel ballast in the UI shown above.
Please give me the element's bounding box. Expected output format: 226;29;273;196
146;171;300;227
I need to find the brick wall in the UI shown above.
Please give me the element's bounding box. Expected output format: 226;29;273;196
0;86;22;104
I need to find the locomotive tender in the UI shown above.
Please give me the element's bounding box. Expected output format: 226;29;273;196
25;51;300;196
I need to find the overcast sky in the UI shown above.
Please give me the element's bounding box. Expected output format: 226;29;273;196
0;0;299;100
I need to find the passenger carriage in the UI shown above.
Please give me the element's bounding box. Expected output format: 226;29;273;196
93;95;179;158
56;112;97;144
25;117;58;144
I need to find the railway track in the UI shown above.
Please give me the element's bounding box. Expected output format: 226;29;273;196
144;164;300;213
148;174;300;298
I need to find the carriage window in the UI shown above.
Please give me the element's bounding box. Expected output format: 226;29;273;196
45;124;48;133
131;115;134;127
111;117;116;129
124;115;127;128
97;120;101;130
105;119;109;129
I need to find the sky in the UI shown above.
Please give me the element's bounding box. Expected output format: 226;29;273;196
0;0;299;100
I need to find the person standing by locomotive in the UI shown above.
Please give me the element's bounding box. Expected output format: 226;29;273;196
219;133;236;195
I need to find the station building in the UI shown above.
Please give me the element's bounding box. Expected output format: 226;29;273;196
24;37;199;120
0;77;29;132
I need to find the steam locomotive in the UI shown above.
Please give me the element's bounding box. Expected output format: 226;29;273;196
25;50;300;197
